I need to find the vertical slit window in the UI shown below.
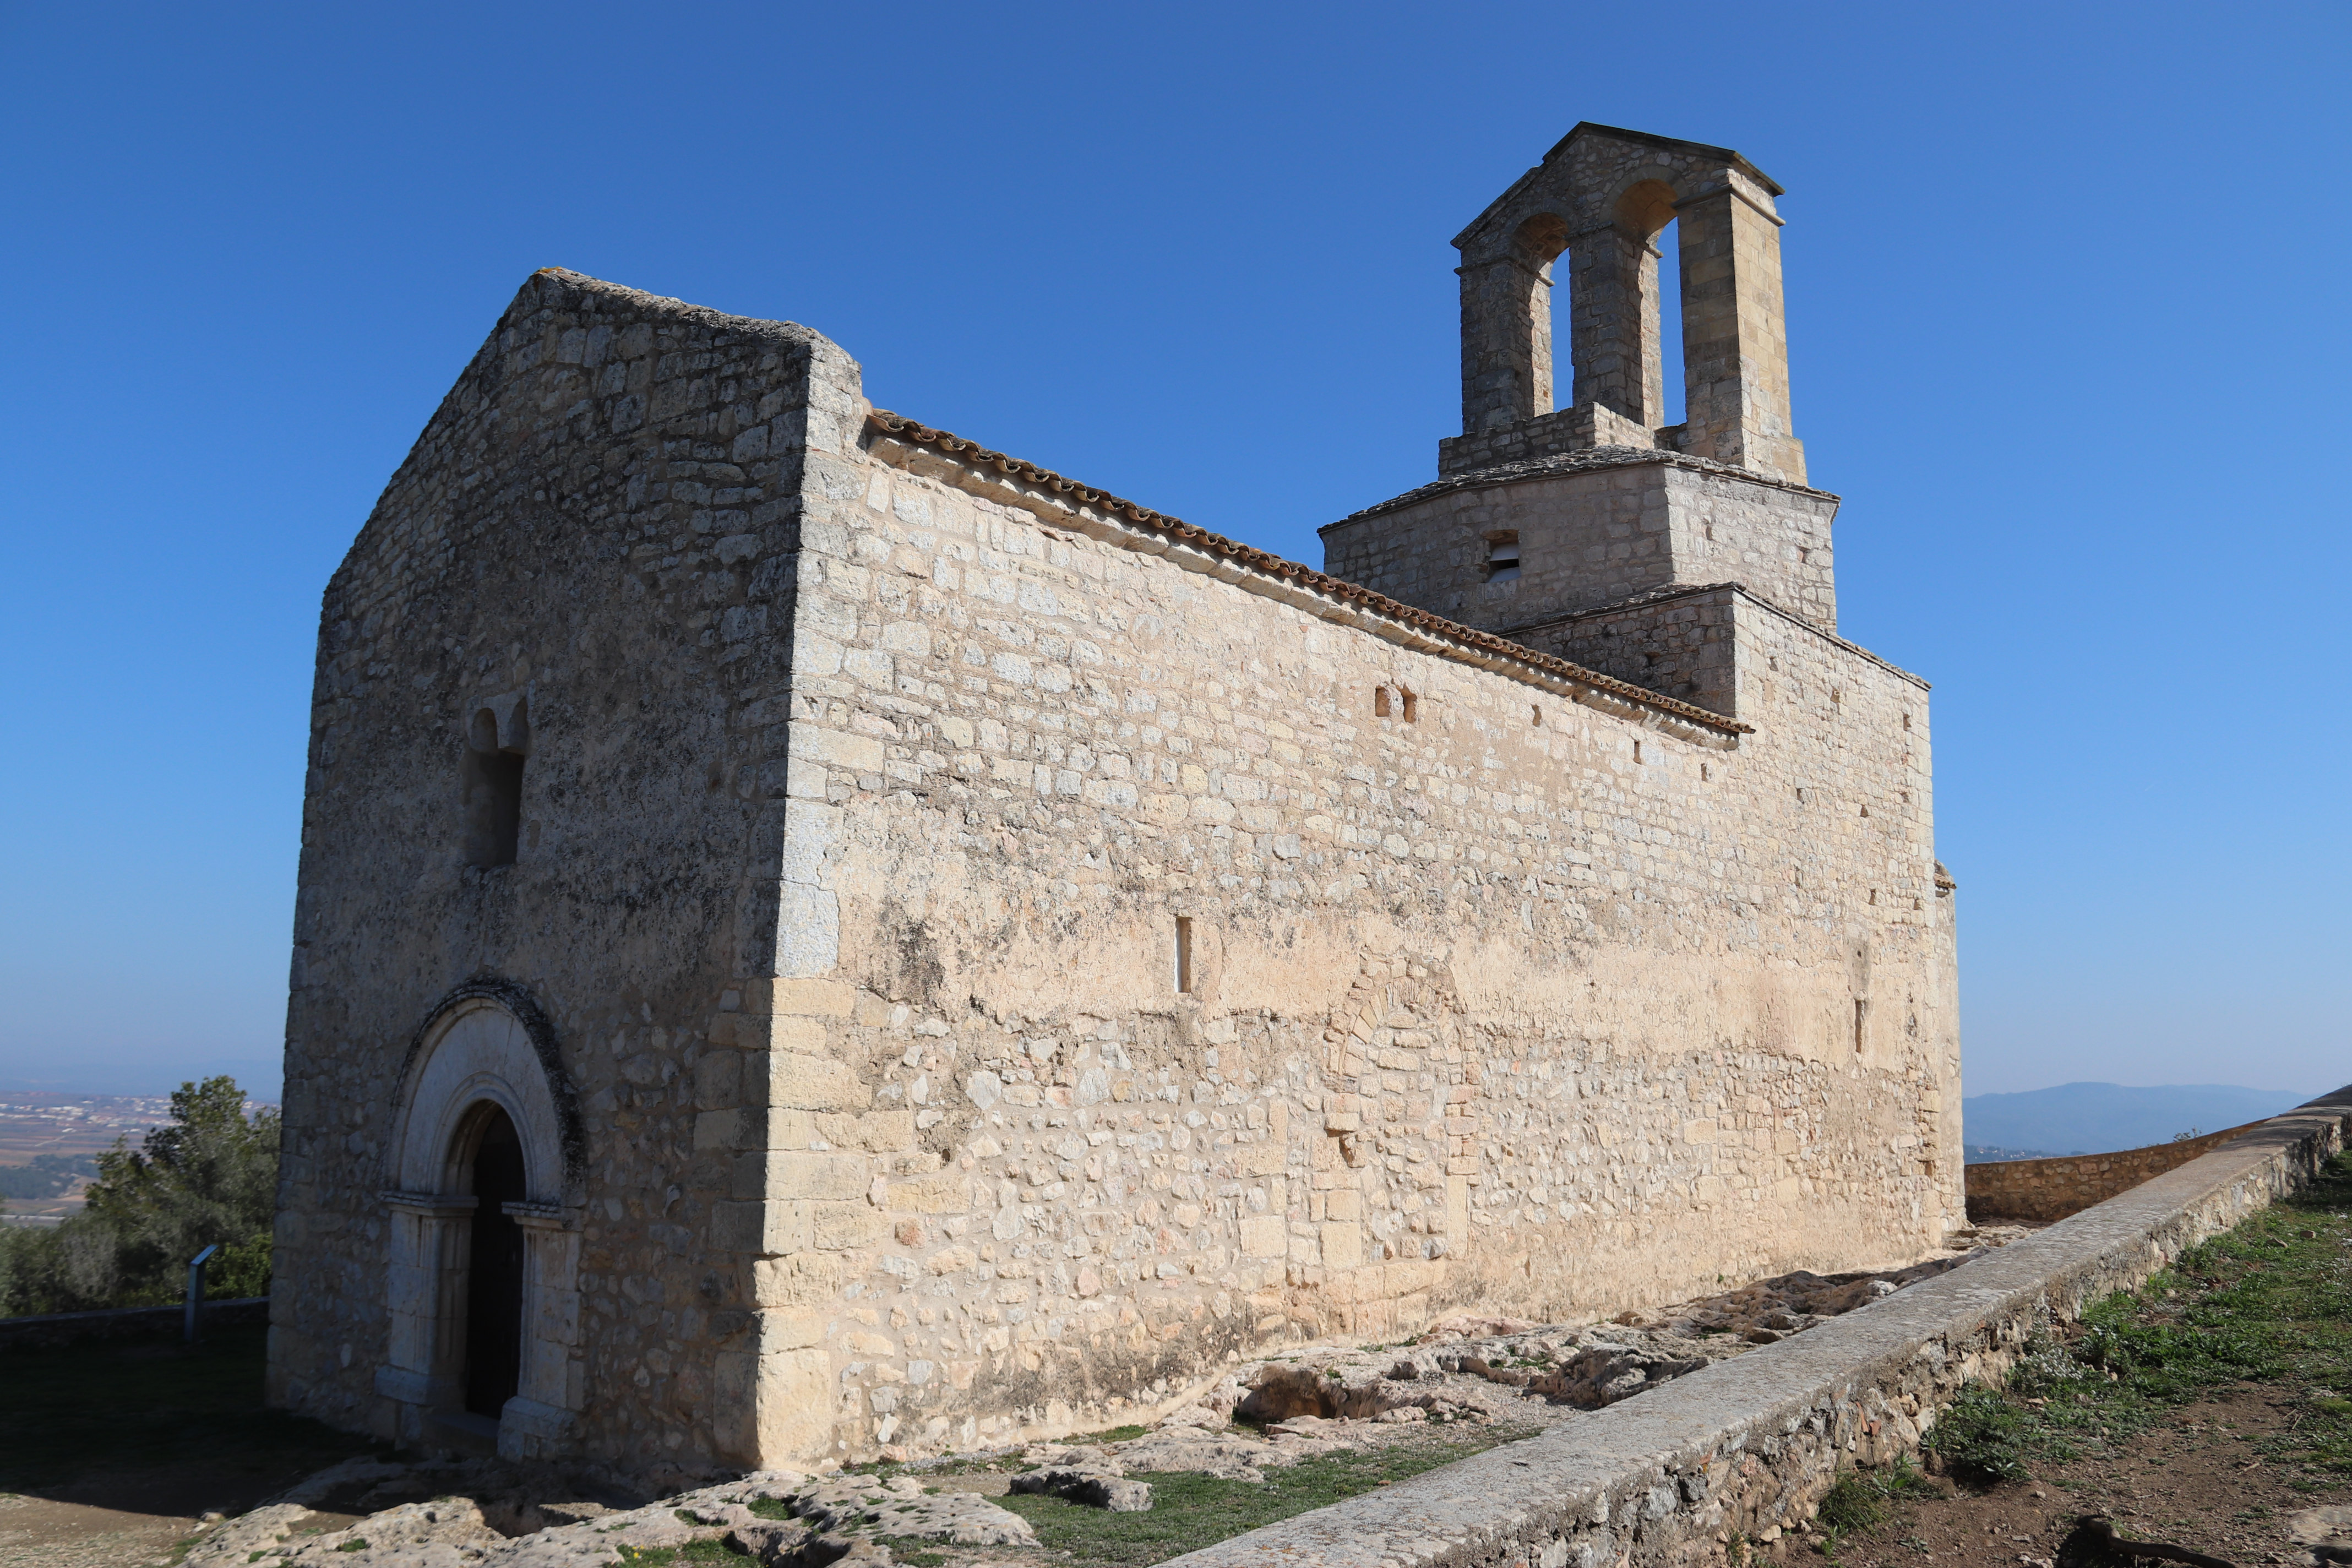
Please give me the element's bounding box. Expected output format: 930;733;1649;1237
462;699;529;869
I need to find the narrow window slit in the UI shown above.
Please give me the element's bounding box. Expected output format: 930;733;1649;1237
1485;533;1521;582
462;698;529;868
1174;917;1195;995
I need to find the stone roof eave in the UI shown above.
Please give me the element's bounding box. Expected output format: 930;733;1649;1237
1320;447;1840;538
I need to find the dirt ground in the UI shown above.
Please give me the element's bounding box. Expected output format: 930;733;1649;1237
1800;1389;2344;1568
0;1325;380;1568
0;1467;366;1568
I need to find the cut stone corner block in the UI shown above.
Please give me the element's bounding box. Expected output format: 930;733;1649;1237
496;1396;579;1460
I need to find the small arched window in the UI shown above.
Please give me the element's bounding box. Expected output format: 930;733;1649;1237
461;698;529;868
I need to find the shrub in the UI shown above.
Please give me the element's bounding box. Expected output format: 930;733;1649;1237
0;1076;277;1316
1816;1458;1937;1534
1923;1385;2035;1484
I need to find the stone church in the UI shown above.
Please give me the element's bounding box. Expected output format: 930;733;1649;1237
267;123;1963;1477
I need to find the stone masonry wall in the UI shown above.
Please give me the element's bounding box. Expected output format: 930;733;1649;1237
1435;405;1656;478
270;270;860;1481
1318;456;1838;637
1165;1093;2352;1567
731;408;1959;1464
1964;1120;2274;1223
1511;586;1741;718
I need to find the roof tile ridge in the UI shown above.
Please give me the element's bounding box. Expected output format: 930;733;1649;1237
864;410;1752;734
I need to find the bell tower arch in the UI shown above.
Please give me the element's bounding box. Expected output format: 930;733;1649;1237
1449;122;1805;485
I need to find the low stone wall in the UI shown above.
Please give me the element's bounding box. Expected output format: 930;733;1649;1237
1166;1088;2352;1567
1964;1119;2272;1223
0;1296;269;1352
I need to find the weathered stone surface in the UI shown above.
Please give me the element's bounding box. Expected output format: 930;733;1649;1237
1322;459;1839;643
275;1498;504;1564
1449;123;1806;485
274;122;1961;1482
2288;1502;2352;1562
1011;1464;1155;1511
774;1474;1033;1545
1158;1091;2352;1566
1110;1432;1275;1483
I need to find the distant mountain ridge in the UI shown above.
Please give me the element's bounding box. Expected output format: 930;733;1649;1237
1962;1082;2310;1158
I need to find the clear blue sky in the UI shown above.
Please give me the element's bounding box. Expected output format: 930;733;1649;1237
2;3;2346;1102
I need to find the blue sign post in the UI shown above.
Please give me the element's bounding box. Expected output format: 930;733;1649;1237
184;1243;220;1345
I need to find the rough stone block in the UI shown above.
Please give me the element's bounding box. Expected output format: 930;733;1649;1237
715;1199;813;1259
753;1345;834;1466
1238;1216;1287;1259
749;1049;867;1110
1320;1221;1365;1270
752;1251;843;1309
743;1151;870;1202
814;1201;888;1252
744;978;856;1019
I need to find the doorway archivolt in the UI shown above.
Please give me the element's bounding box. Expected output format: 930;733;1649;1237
377;982;583;1459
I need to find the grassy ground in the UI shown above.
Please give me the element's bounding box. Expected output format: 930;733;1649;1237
612;1423;1549;1568
0;1322;383;1503
1923;1152;2352;1489
989;1427;1544;1566
1810;1149;2352;1565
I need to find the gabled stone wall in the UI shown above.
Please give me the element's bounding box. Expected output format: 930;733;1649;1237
270;269;859;1482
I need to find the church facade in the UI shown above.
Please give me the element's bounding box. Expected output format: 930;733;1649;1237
267;124;1963;1477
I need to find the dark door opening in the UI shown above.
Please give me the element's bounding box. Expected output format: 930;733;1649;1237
464;1107;527;1418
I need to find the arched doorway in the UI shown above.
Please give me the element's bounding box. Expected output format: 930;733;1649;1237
463;1106;527;1417
379;988;583;1458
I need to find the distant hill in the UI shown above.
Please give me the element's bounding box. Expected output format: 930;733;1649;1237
1962;1082;2310;1158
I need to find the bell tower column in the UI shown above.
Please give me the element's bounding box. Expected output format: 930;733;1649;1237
1675;175;1805;485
